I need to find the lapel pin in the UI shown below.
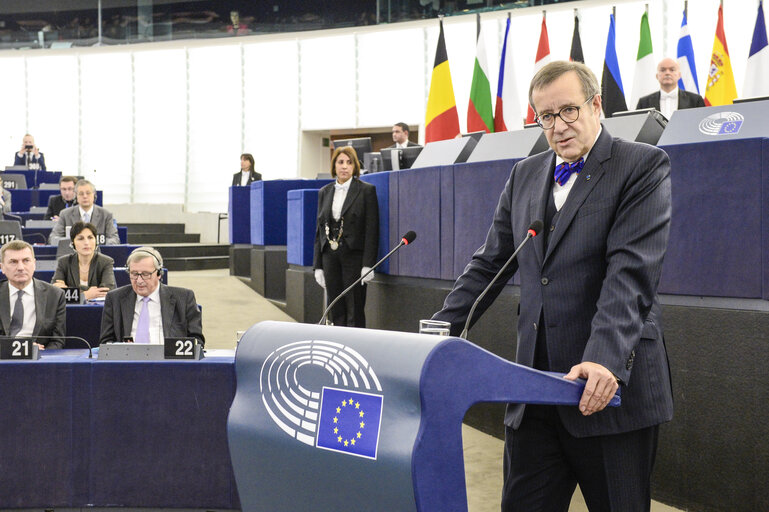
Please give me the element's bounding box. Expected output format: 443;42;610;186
585;174;591;181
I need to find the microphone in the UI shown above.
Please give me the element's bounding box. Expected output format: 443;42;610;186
460;220;543;339
13;335;93;358
319;231;416;325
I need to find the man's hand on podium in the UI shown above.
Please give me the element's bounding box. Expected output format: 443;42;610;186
564;361;619;416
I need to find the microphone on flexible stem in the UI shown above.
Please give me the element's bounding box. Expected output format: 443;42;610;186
460;220;543;339
23;335;93;358
319;230;417;326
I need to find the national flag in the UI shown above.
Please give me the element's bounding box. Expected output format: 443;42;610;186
467;23;494;133
425;20;461;143
315;387;383;459
526;14;551;124
601;13;627;117
677;10;700;93
704;4;738;106
743;0;769;99
630;11;657;110
570;13;584;63
494;16;522;132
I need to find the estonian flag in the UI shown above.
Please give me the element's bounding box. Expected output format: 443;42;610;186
601;13;627;117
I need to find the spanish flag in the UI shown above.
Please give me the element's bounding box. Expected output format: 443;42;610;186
426;20;460;143
704;4;738;106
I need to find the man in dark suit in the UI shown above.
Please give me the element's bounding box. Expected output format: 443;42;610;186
99;246;204;346
14;134;46;170
44;176;78;220
0;240;66;349
636;57;705;119
232;153;262;186
433;61;672;511
388;122;419;149
48;179;120;245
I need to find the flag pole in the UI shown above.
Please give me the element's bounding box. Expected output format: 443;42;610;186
684;0;688;17
476;13;480;40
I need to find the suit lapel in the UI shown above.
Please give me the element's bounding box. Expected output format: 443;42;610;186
320;185;334;221
32;279;45;336
0;282;10;334
121;288;136;339
544;129;612;264
529;154;555;267
340;179;361;218
654;92;662;111
159;284;174;338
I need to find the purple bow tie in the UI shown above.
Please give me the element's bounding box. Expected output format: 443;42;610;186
554;158;584;186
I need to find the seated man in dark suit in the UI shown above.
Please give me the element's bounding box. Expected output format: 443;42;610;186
388;122;419;149
14;134;46;170
44;175;78;220
0;240;66;349
48;179;120;245
636;57;705;119
99;246;204;346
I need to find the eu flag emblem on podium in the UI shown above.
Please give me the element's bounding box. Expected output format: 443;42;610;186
316;387;383;459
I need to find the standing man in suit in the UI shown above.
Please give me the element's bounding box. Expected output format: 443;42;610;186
636;57;705;119
0;240;66;349
232;153;262;186
388;122;419;149
14;134;46;170
433;61;673;511
99;246;204;346
44;176;78;220
48;179;120;245
313;146;379;327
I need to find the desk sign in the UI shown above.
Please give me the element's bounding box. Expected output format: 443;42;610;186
97;234;106;245
0;338;40;360
0;234;17;244
164;337;202;360
63;287;82;304
3;180;16;190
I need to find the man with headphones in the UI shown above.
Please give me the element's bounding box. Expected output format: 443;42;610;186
98;246;204;346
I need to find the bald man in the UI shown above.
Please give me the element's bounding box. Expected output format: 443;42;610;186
636;57;704;120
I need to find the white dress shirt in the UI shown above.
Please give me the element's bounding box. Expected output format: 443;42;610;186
131;286;164;345
331;179;351;221
240;171;252;186
552;127;602;211
659;88;679;120
9;281;36;337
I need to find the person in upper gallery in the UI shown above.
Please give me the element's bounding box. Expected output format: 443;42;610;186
232;153;262;186
433;60;673;511
0;185;11;214
99;246;204;346
48;179;120;245
388;122;419;149
0;240;66;349
636;57;705;120
44;175;78;220
14;134;46;170
51;221;115;300
313;146;379;328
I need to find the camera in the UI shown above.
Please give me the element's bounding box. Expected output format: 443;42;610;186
25;144;33;150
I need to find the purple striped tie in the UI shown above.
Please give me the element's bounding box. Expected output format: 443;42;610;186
135;296;151;343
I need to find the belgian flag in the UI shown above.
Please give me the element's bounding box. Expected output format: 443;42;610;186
425;20;460;143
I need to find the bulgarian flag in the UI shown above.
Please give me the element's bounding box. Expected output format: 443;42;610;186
494;15;522;132
630;11;657;110
467;22;493;133
426;20;461;143
526;14;550;124
704;4;738;106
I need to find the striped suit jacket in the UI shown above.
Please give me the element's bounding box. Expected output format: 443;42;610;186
434;127;673;437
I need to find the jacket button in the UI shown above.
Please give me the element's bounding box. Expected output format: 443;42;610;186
533;322;537;331
541;277;549;285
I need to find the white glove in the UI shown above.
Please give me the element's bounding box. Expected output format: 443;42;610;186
314;269;326;289
361;266;374;285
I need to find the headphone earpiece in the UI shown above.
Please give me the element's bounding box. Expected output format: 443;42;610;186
130;248;164;273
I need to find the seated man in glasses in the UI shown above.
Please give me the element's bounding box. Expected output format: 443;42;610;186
98;246;204;346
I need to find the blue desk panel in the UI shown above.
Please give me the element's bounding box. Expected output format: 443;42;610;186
10;189;103;212
228;186;251;244
250;179;330;246
2;169;61;187
22;225;127;244
659;139;768;298
286;189;319;267
361;172;391;274
0;352;239;509
100;244;140;267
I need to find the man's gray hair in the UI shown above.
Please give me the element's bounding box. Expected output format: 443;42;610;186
528;61;601;114
75;179;96;195
127;246;164;271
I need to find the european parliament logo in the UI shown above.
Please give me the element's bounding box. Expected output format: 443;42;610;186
316;387;383;459
698;111;744;136
259;339;384;456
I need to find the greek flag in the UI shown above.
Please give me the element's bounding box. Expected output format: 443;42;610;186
677;10;700;94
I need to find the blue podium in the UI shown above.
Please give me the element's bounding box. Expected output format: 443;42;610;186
228;321;619;511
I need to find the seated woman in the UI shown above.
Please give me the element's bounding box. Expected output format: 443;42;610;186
52;221;116;300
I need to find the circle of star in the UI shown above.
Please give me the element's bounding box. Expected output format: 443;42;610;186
332;397;366;448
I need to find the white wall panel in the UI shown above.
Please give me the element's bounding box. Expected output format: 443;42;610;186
0;57;28;167
300;35;356;130
243;40;299;179
80;52;133;204
133;49;186;203
187;45;242;213
26;55;79;174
